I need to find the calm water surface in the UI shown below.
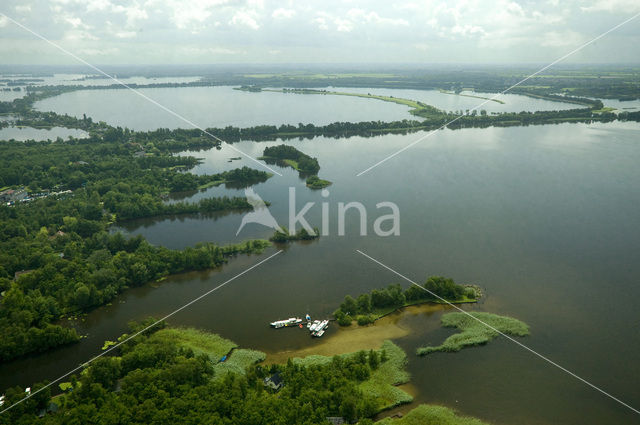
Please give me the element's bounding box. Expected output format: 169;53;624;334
0;126;89;141
322;86;580;113
2;122;640;425
34;86;415;130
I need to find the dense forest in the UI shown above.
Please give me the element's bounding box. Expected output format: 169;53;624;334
334;277;477;326
0;134;273;361
262;144;321;174
261;145;332;188
0;323;405;424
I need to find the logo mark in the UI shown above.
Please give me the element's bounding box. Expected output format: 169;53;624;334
236;188;284;236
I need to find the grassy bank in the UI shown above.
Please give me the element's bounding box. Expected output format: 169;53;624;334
417;312;530;356
264;303;454;364
367;294;478;323
306;175;332;189
439;89;505;104
150;327;237;360
287;340;413;411
360;341;413;411
335;279;480;327
265;88;446;119
375;404;492;425
213;348;266;379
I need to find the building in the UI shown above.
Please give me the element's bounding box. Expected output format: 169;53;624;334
0;188;27;203
263;372;284;391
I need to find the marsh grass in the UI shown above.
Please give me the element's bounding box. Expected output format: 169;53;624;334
152;328;237;360
417;312;529;356
375;404;491;425
289;340;412;410
213;349;266;379
359;340;412;410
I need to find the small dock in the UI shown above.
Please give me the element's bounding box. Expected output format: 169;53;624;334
270;315;330;337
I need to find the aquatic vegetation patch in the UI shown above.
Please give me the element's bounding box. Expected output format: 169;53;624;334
151;327;237;361
213;348;266;379
417;312;529;356
375;404;492;425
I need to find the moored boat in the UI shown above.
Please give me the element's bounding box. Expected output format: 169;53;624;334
270;317;302;328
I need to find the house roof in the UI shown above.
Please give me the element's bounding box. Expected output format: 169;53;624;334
269;372;283;386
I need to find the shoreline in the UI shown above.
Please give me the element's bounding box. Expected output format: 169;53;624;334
263;302;458;364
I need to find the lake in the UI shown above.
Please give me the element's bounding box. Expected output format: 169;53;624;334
0;126;89;141
320;86;581;113
34;86;416;130
2;121;639;425
33;85;586;131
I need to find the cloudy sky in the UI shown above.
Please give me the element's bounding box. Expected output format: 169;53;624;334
0;0;639;65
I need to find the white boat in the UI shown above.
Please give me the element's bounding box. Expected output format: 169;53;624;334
270;317;302;328
311;320;329;337
308;320;322;332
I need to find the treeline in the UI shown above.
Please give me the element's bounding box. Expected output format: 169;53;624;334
224;68;640;101
0;139;268;206
107;195;252;221
334;277;477;326
261;144;333;188
0;324;389;424
269;227;319;243
0;136;274;361
1;87;637;150
262;144;320;173
0;207;270;361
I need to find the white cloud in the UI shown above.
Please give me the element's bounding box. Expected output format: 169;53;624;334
164;0;229;30
1;0;638;64
15;4;31;13
581;0;640;13
272;8;295;19
181;46;240;55
111;3;148;27
77;47;119;56
346;9;409;26
451;24;485;37
115;30;137;39
540;30;584;47
313;16;329;30
85;0;111;12
334;18;353;32
63;29;99;41
230;10;260;30
65;16;88;29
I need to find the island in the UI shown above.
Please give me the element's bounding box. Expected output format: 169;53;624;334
416;312;530;356
333;276;480;326
260;144;333;189
269;226;320;243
